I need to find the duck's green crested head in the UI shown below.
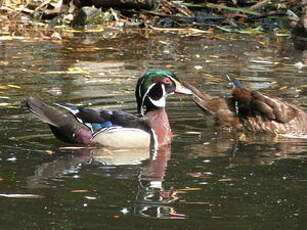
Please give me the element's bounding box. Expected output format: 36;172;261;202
135;70;192;116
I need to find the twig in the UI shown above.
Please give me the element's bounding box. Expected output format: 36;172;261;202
35;0;52;12
142;10;195;21
248;11;287;20
250;0;271;10
142;10;224;22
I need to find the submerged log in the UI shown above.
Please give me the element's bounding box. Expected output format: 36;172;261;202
74;0;157;10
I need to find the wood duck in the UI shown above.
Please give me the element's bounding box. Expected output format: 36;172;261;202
184;75;307;136
26;70;192;149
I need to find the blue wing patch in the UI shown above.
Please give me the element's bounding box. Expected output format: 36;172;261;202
91;121;113;131
55;103;116;132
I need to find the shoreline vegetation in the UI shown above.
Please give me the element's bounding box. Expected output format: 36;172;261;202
0;0;306;47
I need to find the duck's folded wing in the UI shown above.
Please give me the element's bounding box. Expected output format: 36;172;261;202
232;88;298;123
57;105;150;132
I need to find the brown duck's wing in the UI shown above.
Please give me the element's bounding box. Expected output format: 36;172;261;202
232;88;299;123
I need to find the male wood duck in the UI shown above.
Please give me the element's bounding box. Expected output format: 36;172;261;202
26;70;192;149
184;75;307;136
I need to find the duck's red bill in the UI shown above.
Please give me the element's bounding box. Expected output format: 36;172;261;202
175;84;193;95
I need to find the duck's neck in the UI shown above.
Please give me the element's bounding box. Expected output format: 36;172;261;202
145;108;172;146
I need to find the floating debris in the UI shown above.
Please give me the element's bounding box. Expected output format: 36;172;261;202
0;194;44;199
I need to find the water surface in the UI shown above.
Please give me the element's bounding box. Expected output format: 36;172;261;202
0;31;306;229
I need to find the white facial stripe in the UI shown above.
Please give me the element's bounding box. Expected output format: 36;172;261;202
138;77;146;101
166;74;181;87
148;84;166;108
141;83;157;116
166;74;177;83
166;74;182;89
149;96;166;108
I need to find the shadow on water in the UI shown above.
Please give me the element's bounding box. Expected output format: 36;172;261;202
0;31;306;228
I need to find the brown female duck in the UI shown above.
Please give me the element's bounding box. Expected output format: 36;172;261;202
185;75;307;136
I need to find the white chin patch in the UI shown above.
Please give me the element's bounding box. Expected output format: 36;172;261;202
149;96;166;108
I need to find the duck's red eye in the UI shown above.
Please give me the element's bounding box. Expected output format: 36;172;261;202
162;78;172;84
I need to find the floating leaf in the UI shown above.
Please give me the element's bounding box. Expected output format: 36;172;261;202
85;196;97;200
46;88;62;96
71;190;89;193
218;178;233;182
187;172;213;179
159;40;169;45
209;55;219;58
0;194;44;198
67;67;90;75
7;84;21;89
0;61;9;66
278;86;288;91
45;150;54;155
237;27;263;34
177;187;201;191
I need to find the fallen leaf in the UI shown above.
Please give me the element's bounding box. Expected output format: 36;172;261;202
278;86;288;91
0;61;9;66
177;187;202;191
187;172;212;179
45;150;54;155
7;84;21;89
0;194;44;198
218;178;233;182
71;190;89;193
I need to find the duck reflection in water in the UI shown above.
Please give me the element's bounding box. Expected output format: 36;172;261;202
26;145;186;219
26;136;307;219
184;134;307;167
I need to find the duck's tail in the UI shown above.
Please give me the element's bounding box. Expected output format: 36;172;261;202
226;74;245;89
26;97;91;144
26;97;68;127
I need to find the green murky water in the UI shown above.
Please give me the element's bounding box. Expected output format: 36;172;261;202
0;31;306;229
